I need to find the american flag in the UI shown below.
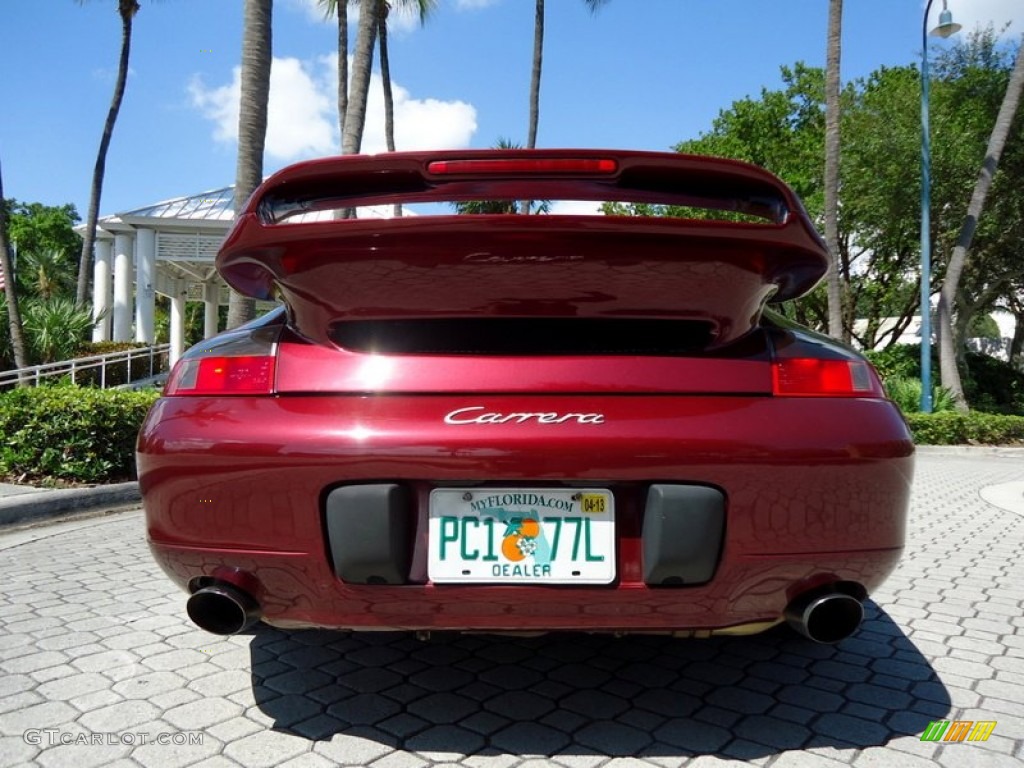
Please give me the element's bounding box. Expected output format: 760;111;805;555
0;261;5;291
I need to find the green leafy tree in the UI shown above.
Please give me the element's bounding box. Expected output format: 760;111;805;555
6;202;81;262
937;35;1024;410
0;163;29;374
76;0;141;308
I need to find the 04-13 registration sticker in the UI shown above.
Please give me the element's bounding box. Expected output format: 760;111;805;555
427;488;615;585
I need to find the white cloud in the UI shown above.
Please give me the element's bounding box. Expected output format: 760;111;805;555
284;0;425;33
924;0;1019;37
284;0;331;24
453;0;502;9
189;57;334;161
189;55;477;161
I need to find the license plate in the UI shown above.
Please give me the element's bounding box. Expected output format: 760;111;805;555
428;488;615;584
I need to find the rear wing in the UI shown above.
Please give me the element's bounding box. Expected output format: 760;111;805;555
218;150;829;348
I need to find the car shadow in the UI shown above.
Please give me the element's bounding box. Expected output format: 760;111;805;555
247;600;950;760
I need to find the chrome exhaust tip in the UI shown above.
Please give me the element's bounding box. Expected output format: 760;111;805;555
785;591;864;644
187;582;261;635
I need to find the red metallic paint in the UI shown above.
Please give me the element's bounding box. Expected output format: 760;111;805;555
138;392;912;631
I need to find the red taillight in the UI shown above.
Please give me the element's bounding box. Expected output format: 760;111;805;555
164;355;275;396
772;358;883;397
427;158;618;175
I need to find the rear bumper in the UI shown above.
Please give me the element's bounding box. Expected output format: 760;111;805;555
138;393;913;632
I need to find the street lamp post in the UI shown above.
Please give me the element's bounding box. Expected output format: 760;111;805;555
920;0;960;412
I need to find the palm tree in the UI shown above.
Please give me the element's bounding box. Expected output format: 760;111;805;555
321;0;435;158
226;0;273;329
379;0;435;217
524;0;607;213
527;0;608;150
76;0;141;308
824;0;844;340
938;37;1024;410
342;0;380;155
0;158;29;373
319;0;349;146
17;249;77;301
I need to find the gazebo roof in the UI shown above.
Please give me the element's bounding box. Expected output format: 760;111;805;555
118;186;235;222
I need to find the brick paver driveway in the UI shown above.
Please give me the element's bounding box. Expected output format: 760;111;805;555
1;449;1022;768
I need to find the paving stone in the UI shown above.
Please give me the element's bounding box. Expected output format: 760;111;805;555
68;689;123;712
164;696;244;730
562;689;630;719
706;686;775;714
1;650;69;675
0;690;44;715
223;729;311;767
0;673;36;698
328;692;402;726
654;718;731;751
575;720;652;756
483;689;555;720
491;722;571;756
0;700;79;735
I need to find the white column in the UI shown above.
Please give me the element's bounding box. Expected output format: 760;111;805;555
112;234;134;342
170;280;187;368
91;239;113;342
135;229;156;344
203;282;220;339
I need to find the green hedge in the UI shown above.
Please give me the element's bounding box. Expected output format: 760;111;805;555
0;384;160;484
906;411;1024;446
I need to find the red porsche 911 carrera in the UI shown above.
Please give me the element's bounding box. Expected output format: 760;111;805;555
137;150;914;644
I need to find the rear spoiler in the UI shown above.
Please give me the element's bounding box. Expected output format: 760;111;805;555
217;150;829;347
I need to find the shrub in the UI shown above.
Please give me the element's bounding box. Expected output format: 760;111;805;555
865;344;925;382
0;383;160;484
961;351;1024;415
906;411;1024;445
883;376;956;414
22;297;96;363
867;344;1024;416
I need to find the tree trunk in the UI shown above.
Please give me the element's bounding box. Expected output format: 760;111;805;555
341;0;379;156
338;0;348;145
824;0;844;341
0;159;29;376
527;0;543;149
1009;304;1024;367
227;0;273;330
938;37;1024;411
76;0;139;308
378;6;402;217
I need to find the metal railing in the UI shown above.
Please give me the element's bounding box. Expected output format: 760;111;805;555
0;344;171;390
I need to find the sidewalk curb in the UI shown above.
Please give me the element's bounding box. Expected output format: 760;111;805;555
0;482;140;527
914;445;1024;457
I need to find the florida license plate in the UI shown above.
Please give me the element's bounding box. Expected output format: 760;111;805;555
428;488;615;584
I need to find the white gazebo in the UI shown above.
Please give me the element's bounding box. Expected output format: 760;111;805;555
84;188;405;367
85;186;236;367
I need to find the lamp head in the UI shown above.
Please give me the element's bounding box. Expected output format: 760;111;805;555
931;9;962;38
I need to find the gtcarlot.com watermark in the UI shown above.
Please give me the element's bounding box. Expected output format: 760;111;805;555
24;729;204;747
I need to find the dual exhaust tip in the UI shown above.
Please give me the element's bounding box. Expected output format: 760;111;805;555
785;589;864;644
186;580;864;644
187;582;261;636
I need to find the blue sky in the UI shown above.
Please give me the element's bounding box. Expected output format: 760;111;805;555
1;0;1019;219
